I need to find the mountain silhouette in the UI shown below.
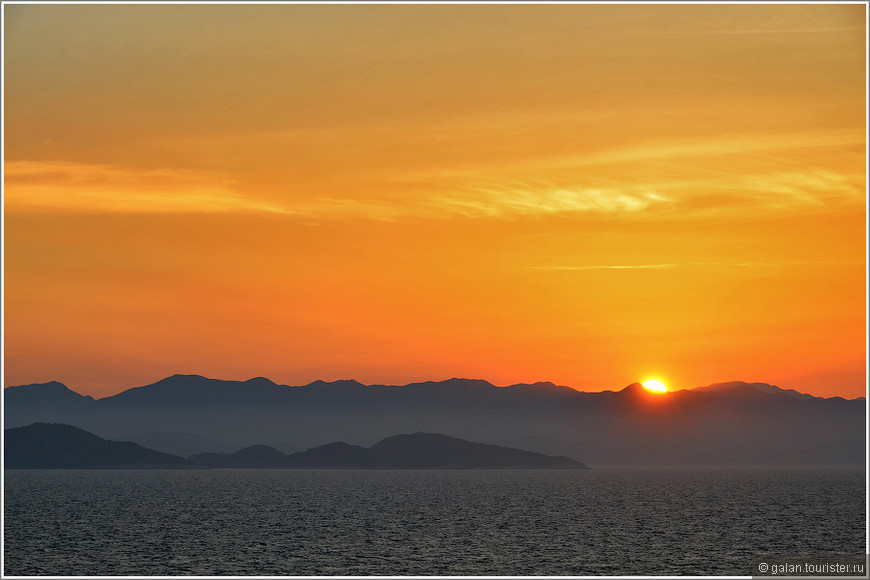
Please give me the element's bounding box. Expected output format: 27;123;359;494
112;431;233;456
189;433;588;469
192;444;291;468
689;380;817;400
281;441;370;468
4;381;95;407
4;375;865;466
366;433;585;468
4;423;193;469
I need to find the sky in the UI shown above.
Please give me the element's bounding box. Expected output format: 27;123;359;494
3;3;867;399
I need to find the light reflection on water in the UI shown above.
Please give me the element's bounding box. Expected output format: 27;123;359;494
3;467;865;575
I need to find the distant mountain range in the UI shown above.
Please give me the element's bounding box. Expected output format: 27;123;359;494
4;424;586;470
4;376;866;466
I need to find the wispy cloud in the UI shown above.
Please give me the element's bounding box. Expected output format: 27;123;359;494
3;161;411;220
392;130;864;218
496;130;865;174
4;160;677;220
524;264;680;271
728;170;865;206
426;184;673;219
520;261;863;272
412;167;863;222
633;27;865;36
703;27;864;35
623;169;866;218
6;151;863;223
4;161;291;215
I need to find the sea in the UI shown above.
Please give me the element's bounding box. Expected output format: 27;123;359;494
3;467;866;576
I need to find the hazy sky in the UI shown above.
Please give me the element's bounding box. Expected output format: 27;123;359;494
3;3;866;398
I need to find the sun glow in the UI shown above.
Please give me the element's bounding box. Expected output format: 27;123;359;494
2;4;865;400
642;379;668;393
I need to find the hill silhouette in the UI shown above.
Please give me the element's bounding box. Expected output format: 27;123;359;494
189;433;588;469
4;375;865;466
688;380;818;400
111;431;233;456
4;423;193;469
283;441;370;468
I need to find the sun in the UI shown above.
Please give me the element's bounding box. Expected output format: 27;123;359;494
642;379;668;393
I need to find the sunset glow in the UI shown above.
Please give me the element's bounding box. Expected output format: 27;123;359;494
642;380;668;394
3;4;866;398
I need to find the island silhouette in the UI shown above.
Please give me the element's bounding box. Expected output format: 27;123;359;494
3;423;193;469
4;423;587;470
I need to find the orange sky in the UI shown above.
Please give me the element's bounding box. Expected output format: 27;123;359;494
3;4;867;398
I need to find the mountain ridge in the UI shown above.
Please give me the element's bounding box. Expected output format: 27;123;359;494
6;375;857;401
4;375;865;466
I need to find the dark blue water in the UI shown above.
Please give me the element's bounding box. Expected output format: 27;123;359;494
3;468;865;575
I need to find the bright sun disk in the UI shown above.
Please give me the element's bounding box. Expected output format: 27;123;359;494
642;379;668;393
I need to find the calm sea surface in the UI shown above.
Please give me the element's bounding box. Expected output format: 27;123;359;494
4;468;866;576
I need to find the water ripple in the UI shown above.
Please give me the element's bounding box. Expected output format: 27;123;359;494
4;468;865;575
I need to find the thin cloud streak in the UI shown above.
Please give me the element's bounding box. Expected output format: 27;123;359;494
705;25;865;35
520;261;863;272
391;130;864;217
637;27;865;36
4;161;408;220
6;153;863;222
428;185;673;219
5;161;677;220
527;264;680;271
506;131;865;174
4;161;290;215
394;130;864;180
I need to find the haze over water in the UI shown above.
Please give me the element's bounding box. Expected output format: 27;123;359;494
4;468;865;576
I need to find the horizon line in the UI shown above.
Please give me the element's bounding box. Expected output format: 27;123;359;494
4;374;865;401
